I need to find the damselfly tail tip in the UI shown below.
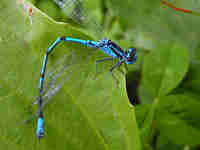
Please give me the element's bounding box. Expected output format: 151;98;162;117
36;117;44;139
37;133;44;139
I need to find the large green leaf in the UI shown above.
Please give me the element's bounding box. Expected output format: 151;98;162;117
136;42;189;147
142;42;189;100
0;0;140;150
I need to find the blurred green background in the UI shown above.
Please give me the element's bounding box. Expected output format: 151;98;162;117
1;0;200;149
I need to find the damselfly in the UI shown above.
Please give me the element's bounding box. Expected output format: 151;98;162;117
24;53;74;135
36;0;137;138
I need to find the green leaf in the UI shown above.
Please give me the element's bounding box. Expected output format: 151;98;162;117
179;43;200;94
112;0;200;53
135;104;151;129
137;42;189;147
36;0;63;20
156;94;200;145
106;0;136;28
134;102;159;149
156;134;185;150
135;94;200;147
0;1;140;150
107;0;160;29
142;42;189;99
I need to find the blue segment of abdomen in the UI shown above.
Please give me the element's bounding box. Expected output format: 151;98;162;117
99;47;117;58
36;117;44;138
65;37;88;45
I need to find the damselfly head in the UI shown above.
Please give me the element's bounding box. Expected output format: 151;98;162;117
126;48;137;64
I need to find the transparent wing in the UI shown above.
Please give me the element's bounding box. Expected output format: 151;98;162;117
22;51;76;124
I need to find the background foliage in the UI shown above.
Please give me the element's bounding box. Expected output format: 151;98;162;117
1;0;200;149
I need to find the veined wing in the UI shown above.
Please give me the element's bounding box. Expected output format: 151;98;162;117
22;52;76;124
